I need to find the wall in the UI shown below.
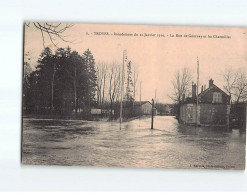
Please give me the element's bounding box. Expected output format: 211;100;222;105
180;103;230;126
141;102;152;115
180;103;197;124
199;104;229;125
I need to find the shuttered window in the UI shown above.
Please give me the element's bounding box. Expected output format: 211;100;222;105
213;92;222;103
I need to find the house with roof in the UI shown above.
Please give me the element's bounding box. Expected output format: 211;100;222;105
134;101;157;115
179;79;231;126
122;101;157;117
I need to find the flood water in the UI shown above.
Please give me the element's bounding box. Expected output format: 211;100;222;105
22;116;246;169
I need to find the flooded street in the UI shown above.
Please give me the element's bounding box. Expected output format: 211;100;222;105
22;116;246;169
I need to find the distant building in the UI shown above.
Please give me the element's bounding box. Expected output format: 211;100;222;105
180;79;231;126
133;101;157;115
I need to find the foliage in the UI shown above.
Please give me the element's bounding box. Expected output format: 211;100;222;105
23;47;97;116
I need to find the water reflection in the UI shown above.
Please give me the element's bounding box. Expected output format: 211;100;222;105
22;116;245;169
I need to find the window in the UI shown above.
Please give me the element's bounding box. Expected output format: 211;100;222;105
186;105;193;120
213;92;222;103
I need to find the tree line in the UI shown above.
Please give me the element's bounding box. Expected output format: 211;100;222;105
95;59;138;119
23;47;97;118
23;47;139;119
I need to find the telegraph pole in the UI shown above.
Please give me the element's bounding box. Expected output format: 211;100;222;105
139;81;142;118
196;56;199;126
155;88;157;106
133;70;135;110
151;99;154;129
140;81;142;103
120;50;127;125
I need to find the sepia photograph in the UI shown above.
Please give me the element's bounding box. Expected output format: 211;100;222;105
22;23;246;170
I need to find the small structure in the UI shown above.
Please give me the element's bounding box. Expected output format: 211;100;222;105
133;101;157;115
180;79;231;126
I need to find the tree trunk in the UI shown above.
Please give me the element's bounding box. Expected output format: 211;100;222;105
51;68;56;113
74;64;77;113
102;75;106;107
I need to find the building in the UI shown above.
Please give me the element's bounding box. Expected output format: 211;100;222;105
180;79;231;126
134;101;157;115
122;101;157;116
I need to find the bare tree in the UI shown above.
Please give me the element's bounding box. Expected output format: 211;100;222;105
25;22;74;48
96;62;108;108
108;63;121;119
222;68;238;103
170;67;192;104
234;72;247;103
222;68;247;103
23;52;32;81
132;63;139;109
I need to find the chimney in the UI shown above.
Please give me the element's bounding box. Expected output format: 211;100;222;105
209;78;214;87
204;84;206;90
192;82;196;99
201;85;203;93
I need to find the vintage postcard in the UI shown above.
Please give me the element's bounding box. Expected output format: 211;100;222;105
22;23;246;170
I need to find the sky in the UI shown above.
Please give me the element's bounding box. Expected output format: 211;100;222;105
24;23;247;103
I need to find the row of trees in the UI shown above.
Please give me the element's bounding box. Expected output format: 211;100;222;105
23;47;97;116
23;47;139;119
95;60;139;119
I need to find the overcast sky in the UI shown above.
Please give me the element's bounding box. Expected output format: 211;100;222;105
24;23;247;103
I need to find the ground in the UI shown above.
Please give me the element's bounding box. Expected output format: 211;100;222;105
22;116;246;170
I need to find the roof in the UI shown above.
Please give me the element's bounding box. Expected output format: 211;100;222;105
182;83;230;104
183;97;197;104
198;84;229;98
134;101;151;106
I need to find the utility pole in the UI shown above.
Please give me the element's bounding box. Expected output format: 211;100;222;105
151;99;154;129
139;81;142;118
155;88;157;106
133;70;135;110
120;50;127;125
140;81;142;103
196;56;199;126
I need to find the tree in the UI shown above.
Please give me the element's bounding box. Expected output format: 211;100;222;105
70;51;85;113
83;49;97;107
37;47;56;112
53;47;73;113
125;60;134;101
96;62;108;108
23;52;32;81
234;72;247;103
23;52;33;111
132;63;139;110
25;22;74;48
169;67;192;118
170;67;192;103
222;68;238;103
222;68;247;103
108;63;121;119
23;47;97;116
